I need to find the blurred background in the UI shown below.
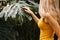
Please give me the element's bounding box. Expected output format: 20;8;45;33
0;0;59;40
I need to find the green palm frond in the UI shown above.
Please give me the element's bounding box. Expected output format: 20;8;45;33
0;1;38;25
0;1;38;40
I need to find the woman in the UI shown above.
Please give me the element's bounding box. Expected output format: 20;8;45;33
23;0;60;40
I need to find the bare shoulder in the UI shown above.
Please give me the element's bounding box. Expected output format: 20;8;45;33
58;37;60;40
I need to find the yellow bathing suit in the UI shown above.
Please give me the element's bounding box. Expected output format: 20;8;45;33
38;18;54;40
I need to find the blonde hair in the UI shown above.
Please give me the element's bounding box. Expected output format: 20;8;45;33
39;0;60;24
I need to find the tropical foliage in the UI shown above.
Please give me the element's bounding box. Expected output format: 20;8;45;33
0;0;39;40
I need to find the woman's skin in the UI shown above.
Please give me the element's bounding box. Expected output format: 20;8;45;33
23;0;60;40
44;13;60;40
23;7;60;40
23;7;39;24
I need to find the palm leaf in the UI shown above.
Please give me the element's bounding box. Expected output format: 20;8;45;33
0;1;38;25
0;1;38;40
